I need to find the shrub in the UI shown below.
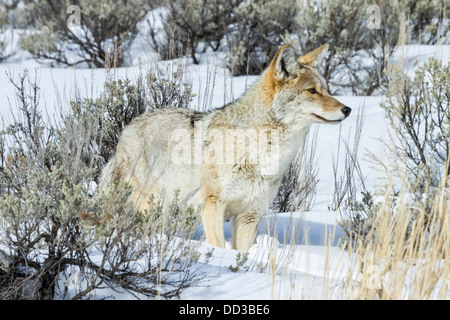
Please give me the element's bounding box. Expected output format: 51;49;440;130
380;58;449;200
149;0;238;63
402;0;448;44
338;58;449;252
19;0;151;67
0;69;200;300
225;0;298;76
1;0;35;29
285;0;400;95
289;0;448;95
0;5;15;62
150;0;298;72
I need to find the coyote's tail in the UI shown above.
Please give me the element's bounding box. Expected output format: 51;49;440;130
97;156;117;193
79;157;119;225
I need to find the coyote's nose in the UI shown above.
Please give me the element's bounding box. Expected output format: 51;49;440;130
341;107;352;118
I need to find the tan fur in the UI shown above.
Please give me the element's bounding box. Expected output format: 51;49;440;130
98;44;351;252
297;44;329;67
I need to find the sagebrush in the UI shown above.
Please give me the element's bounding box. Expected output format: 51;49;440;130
0;68;201;300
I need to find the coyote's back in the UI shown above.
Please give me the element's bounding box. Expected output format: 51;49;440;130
98;108;205;209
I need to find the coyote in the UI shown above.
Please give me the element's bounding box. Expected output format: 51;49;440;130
99;44;351;253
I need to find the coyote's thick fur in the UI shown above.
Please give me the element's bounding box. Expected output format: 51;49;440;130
99;44;351;252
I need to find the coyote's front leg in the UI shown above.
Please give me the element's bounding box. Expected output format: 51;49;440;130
202;196;226;248
232;211;261;253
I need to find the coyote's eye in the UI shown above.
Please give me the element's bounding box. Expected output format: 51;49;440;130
308;88;318;94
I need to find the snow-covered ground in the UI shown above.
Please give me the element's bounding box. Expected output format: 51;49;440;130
0;21;449;300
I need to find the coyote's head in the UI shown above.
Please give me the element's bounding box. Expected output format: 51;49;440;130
265;44;351;126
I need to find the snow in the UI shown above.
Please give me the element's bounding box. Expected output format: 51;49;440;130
0;19;449;300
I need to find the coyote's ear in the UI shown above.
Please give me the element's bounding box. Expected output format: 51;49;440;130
272;44;300;82
297;44;329;67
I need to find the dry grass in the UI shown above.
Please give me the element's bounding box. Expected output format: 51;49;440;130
334;172;449;300
273;170;449;300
